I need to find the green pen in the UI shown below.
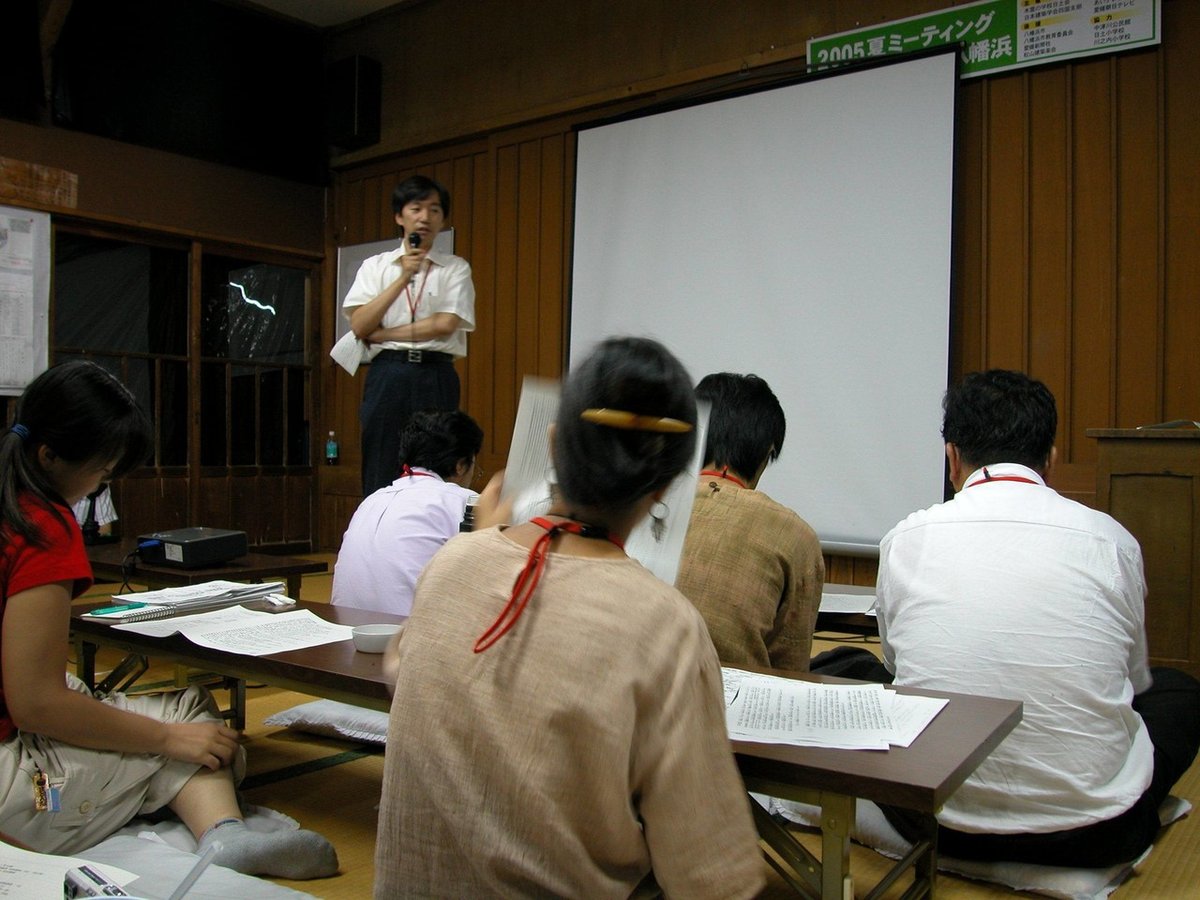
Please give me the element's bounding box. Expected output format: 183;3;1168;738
89;601;147;615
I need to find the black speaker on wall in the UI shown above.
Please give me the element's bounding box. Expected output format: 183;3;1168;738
327;55;382;152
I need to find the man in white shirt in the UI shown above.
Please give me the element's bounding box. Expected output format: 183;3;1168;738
332;410;482;616
343;175;476;496
873;370;1200;866
72;484;117;543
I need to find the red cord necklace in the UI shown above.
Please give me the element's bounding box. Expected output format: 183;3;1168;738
404;259;430;323
399;464;435;478
967;466;1039;487
700;468;748;489
474;516;625;653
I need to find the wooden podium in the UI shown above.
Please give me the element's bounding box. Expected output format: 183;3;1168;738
1088;428;1200;679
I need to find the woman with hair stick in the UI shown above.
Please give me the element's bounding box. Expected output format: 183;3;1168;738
374;337;764;898
0;361;337;878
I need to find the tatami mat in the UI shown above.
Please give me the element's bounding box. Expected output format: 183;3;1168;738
75;556;1200;898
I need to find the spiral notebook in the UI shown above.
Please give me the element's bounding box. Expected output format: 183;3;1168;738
82;581;285;624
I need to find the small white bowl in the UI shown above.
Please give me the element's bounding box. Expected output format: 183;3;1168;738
352;623;403;653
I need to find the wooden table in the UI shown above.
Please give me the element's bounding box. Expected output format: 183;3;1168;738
71;600;402;728
85;540;329;601
734;668;1021;899
72;605;1020;899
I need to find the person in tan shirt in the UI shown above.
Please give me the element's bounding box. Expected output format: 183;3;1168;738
676;373;824;671
375;338;765;899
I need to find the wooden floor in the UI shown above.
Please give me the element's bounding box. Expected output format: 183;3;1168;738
77;555;1200;899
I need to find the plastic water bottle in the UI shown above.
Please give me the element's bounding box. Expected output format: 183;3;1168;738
325;431;339;465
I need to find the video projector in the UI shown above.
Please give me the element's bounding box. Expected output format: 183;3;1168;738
136;527;249;569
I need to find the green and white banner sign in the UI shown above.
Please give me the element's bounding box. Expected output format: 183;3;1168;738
807;0;1161;79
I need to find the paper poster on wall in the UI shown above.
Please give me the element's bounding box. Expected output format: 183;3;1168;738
0;205;51;395
333;228;455;348
808;0;1161;79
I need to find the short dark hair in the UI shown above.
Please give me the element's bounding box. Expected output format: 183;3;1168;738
942;369;1057;471
397;410;483;480
696;373;785;478
554;337;697;511
392;175;451;219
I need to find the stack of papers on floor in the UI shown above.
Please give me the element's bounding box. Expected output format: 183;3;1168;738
723;668;947;750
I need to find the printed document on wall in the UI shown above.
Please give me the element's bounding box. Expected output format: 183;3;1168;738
0;205;50;395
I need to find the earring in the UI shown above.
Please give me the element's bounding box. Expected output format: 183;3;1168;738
650;499;669;542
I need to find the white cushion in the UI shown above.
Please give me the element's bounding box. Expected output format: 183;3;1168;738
264;698;390;744
768;795;1190;900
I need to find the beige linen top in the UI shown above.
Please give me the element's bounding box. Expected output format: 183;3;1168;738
676;479;824;672
374;527;765;899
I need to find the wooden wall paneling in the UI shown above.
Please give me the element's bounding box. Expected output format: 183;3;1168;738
1068;57;1117;470
465;150;499;468
364;175;388;242
953;77;985;380
1027;65;1071;416
197;475;232;530
537;133;567;378
230;474;262;546
257;474;286;545
188;243;204;523
285;474;311;544
1162;2;1200;421
516;140;546;381
982;72;1029;371
488;142;522;471
121;475;187;538
1114;48;1164;430
335;176;362;245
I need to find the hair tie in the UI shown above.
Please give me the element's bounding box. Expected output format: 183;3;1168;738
8;424;30;441
579;408;693;433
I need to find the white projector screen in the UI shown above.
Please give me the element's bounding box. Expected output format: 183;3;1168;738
570;50;958;554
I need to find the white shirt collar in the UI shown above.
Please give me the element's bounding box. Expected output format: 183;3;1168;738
396;241;448;267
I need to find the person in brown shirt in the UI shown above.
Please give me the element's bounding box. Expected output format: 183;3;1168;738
375;338;765;898
677;373;824;671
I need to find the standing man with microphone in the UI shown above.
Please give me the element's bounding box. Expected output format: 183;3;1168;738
343;175;476;496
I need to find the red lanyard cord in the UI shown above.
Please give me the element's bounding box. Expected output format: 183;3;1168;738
400;464;435;478
967;466;1039;487
700;467;748;489
473;516;624;653
404;259;430;323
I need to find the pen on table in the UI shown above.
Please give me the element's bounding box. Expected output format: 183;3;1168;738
88;601;147;615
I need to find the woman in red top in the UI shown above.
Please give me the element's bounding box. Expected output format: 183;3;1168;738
0;361;336;878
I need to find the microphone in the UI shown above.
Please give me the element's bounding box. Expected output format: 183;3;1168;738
408;233;422;249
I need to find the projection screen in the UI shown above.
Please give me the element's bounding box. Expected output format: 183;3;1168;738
569;49;959;554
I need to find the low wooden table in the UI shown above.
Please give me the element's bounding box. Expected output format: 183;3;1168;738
734;668;1021;899
72;604;1020;899
71;600;401;728
85;540;328;601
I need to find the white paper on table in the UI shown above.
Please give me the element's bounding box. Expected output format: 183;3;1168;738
726;673;893;749
818;592;877;615
115;606;354;655
723;667;947;750
887;693;949;748
0;842;136;896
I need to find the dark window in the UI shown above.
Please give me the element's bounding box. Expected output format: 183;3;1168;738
53;232;189;464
